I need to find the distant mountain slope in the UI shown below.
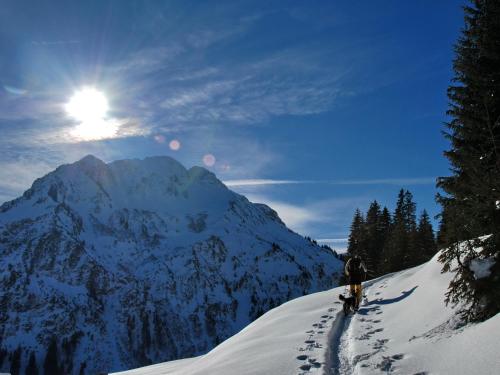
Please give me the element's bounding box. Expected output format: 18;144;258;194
0;155;342;374
114;252;499;375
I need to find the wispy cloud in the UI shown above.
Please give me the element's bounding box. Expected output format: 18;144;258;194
246;194;369;238
334;177;437;186
0;156;57;203
0;5;355;151
224;179;303;187
225;177;436;187
247;194;329;235
31;40;80;46
317;238;349;243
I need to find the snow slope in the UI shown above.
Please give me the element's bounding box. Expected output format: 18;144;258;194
115;253;500;375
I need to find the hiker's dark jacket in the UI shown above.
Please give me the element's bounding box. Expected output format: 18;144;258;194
345;258;367;284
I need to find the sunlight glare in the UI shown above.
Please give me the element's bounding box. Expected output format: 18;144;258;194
65;87;118;141
66;87;109;122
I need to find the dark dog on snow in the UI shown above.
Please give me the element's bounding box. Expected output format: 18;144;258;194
339;293;357;315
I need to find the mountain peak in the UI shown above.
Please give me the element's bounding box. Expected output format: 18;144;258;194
0;154;342;374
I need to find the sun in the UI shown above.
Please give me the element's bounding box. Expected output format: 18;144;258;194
66;87;109;122
65;87;118;141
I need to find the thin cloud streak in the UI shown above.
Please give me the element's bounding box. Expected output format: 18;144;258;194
316;238;349;243
224;179;304;187
225;177;436;187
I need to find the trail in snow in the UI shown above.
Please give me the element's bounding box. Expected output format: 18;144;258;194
324;308;351;375
334;283;390;375
326;276;395;375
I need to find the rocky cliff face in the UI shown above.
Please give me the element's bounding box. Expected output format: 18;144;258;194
0;155;342;374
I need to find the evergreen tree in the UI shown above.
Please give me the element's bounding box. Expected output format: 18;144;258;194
376;206;393;276
43;337;60;375
437;0;500;321
403;190;419;268
417;210;437;263
379;207;393;244
381;189;408;273
365;200;383;276
9;347;21;375
26;351;38;375
347;191;434;277
347;209;367;257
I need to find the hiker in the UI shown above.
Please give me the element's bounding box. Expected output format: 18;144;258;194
344;255;367;310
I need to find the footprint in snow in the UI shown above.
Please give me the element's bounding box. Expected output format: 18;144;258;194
376;353;405;372
300;364;312;371
373;339;389;350
307;358;321;368
352;352;376;365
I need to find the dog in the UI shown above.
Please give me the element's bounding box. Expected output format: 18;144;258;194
339;293;357;315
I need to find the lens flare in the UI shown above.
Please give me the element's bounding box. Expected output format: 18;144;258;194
203;154;216;167
169;139;181;150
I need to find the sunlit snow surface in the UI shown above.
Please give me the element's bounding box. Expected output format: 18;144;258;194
115;252;500;375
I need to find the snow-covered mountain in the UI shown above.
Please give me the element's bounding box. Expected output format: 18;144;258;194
0;155;342;374
115;252;500;375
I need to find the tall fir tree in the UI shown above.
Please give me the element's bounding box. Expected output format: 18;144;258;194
347;208;367;258
43;338;60;375
437;0;500;321
376;206;393;275
379;207;393;245
416;210;437;263
381;189;408;273
365;200;383;276
26;352;38;375
9;347;21;375
403;190;419;268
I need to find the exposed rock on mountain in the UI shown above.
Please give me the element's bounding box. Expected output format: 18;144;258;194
0;155;342;374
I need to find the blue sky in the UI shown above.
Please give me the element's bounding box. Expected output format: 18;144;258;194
0;0;465;250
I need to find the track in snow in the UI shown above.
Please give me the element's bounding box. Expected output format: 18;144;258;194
324;281;379;375
324;308;352;375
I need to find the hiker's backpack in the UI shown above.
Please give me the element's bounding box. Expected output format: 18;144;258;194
349;257;361;273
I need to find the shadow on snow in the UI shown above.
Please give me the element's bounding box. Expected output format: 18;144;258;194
367;286;419;306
